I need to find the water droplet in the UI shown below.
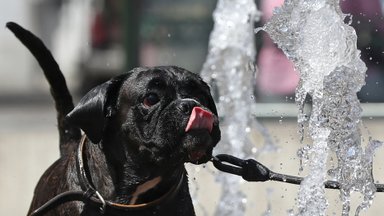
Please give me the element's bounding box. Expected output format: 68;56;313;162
280;26;288;32
347;148;356;158
251;147;258;154
254;27;263;34
287;209;295;215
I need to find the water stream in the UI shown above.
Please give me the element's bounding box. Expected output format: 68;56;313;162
198;0;383;215
200;0;260;215
260;0;382;215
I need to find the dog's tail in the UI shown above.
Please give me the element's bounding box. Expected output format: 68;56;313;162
6;22;81;156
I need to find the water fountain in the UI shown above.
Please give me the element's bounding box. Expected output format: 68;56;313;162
199;0;260;215
201;0;383;215
259;0;382;215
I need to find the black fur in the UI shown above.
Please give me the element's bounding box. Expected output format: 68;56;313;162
7;22;220;216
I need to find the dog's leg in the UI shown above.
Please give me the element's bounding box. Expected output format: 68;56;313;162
6;22;81;156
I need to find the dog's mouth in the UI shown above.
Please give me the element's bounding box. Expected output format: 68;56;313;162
184;107;215;164
185;107;214;133
188;150;209;164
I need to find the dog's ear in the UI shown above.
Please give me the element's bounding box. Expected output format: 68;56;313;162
66;75;126;143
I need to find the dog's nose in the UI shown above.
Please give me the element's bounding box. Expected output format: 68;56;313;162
178;99;199;115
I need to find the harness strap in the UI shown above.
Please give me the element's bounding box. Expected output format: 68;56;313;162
29;190;92;216
211;154;384;192
29;135;185;215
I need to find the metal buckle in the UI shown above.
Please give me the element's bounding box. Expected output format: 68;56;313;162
94;191;106;214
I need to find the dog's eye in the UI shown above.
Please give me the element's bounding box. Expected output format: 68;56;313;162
143;93;160;107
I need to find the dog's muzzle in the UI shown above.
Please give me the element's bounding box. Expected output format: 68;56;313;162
182;104;215;163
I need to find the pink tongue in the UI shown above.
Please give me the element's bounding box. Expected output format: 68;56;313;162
185;107;214;133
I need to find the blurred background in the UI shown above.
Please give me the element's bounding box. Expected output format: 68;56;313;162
1;0;384;215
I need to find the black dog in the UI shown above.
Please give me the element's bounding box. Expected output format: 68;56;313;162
7;22;220;216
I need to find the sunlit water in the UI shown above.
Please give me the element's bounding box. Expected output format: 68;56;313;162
259;0;382;215
199;0;261;215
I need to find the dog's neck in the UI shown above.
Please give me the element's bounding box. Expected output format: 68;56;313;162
84;138;185;205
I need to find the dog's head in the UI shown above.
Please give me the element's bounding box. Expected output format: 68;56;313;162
67;66;220;167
